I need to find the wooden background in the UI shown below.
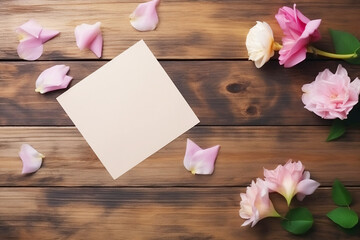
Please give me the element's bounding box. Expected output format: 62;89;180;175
0;0;359;239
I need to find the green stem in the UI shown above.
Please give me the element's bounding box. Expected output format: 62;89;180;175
307;46;357;59
273;42;282;51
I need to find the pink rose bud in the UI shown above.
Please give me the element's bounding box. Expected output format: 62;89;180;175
264;160;320;205
240;178;280;227
275;4;321;67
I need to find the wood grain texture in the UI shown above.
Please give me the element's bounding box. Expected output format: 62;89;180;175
0;187;359;240
1;0;360;59
1;126;359;187
2;60;358;126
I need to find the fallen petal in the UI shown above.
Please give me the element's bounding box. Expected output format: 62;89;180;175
16;19;59;60
75;22;103;58
35;65;73;94
19;144;45;174
16;19;43;39
130;0;160;31
184;139;202;171
39;28;60;43
183;138;220;175
17;38;43;61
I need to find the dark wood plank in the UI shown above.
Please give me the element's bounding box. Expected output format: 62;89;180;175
1;126;359;187
1;0;360;59
2;60;357;126
0;187;359;239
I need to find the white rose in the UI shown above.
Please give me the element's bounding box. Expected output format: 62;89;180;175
246;21;275;68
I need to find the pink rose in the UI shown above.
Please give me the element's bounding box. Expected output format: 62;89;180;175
302;64;360;120
275;4;321;67
239;178;280;227
264;160;320;205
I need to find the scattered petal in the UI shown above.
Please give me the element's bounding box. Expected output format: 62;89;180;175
183;138;220;175
130;0;160;31
74;22;103;58
17;38;43;61
35;65;73;94
19;144;45;174
16;19;59;60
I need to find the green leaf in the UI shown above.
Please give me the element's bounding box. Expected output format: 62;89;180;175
326;119;346;142
332;179;352;206
281;207;314;235
327;207;359;229
329;29;360;64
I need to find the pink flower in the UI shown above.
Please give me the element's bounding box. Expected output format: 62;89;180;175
75;22;103;58
16;19;59;60
35;65;73;94
302;64;360;120
240;178;280;227
264;160;320;205
130;0;160;31
183;139;220;175
19;144;45;174
275;4;321;67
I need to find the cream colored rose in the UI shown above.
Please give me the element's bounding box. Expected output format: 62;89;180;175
246;21;275;68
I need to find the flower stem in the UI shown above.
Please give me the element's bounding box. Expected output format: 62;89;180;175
273;42;282;51
307;46;357;59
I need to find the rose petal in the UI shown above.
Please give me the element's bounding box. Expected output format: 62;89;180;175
130;0;160;31
16;19;43;39
183;138;202;171
17;38;44;61
19;144;45;174
16;20;59;60
183;138;220;175
35;65;73;94
75;22;103;58
89;33;103;58
39;28;60;43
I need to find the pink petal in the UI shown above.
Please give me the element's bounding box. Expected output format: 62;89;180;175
75;22;103;58
35;65;73;94
19;144;45;174
89;33;103;58
40;28;60;43
296;179;320;201
16;19;43;39
16;20;59;60
183;138;220;175
17;38;44;61
130;0;160;31
183;138;202;171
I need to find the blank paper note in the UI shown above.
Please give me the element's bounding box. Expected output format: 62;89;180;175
57;40;199;179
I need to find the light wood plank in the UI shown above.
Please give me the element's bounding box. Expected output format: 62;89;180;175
2;60;357;126
0;187;359;239
0;126;359;187
1;0;360;59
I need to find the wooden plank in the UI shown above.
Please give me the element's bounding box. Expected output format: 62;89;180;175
0;187;359;239
1;0;360;59
1;126;359;187
2;60;356;126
